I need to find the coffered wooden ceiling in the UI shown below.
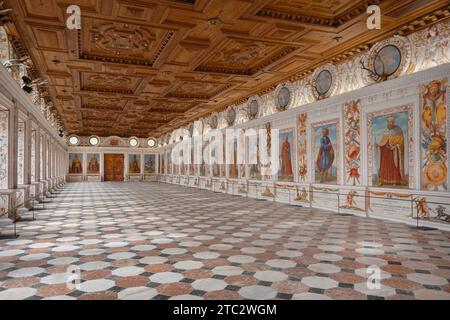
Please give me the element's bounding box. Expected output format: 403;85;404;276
2;0;449;137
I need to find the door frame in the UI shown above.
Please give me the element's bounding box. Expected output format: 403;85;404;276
104;153;124;181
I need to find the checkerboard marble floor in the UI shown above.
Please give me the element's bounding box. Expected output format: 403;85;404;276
0;182;449;300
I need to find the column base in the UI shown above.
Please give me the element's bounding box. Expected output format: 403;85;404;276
0;190;22;221
17;185;32;210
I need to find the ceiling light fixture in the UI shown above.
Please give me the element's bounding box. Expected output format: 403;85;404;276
207;18;222;26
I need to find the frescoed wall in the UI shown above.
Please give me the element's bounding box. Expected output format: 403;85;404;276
367;105;413;189
17;120;25;185
0;107;8;189
312;119;339;185
40;136;44;180
128;154;141;174
87;153;100;174
343;100;361;186
420;79;447;191
69;153;83;174
228;140;238;179
157;62;450;230
278;129;294;182
247;132;261;180
30;129;36;182
144;154;155;174
297;114;307;182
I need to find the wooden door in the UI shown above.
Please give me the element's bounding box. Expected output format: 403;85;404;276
104;154;124;181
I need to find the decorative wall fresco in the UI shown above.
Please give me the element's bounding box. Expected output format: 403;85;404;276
129;154;141;174
40;137;44;179
297;113;307;182
87;153;100;174
31;129;36;182
17;120;25;185
167;148;172;174
144;154;155;174
0;194;7;216
0;108;8;189
312;119;340;184
367;105;414;188
229;139;238;179
68;153;83;174
343;100;361;186
262;122;272;180
247;131;261;180
368;190;413;220
420;78;448;191
278;129;294;182
189;143;195;176
414;195;450;225
46;141;49;178
155;36;450;229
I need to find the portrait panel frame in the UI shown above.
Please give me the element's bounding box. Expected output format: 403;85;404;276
69;153;83;175
311;118;340;185
128;154;141;175
278;128;295;182
367;105;414;189
87;153;100;174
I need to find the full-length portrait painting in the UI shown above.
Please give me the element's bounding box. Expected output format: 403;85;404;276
87;153;100;174
129;154;141;174
144;154;155;174
278;129;294;181
313;121;338;184
229;139;238;179
247;134;261;180
371;111;409;188
69;153;83;174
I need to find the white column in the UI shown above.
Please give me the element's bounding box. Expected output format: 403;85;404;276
42;135;47;180
23;118;32;185
8;103;18;190
35;128;41;182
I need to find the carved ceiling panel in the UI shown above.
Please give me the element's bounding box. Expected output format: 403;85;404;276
196;38;300;75
80;72;143;94
2;0;448;137
79;18;175;67
166;81;233;100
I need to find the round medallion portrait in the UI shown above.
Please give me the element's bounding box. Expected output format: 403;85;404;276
374;45;401;77
277;86;291;111
315;70;332;95
209;115;218;129
248;99;259;119
227;108;236;125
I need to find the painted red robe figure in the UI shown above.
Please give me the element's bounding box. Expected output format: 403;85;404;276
376;116;405;186
280;136;293;176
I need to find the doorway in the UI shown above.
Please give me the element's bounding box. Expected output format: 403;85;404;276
104;154;124;181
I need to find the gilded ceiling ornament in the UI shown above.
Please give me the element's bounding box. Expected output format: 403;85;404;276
92;23;154;56
87;74;132;87
176;82;216;95
213;42;268;67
